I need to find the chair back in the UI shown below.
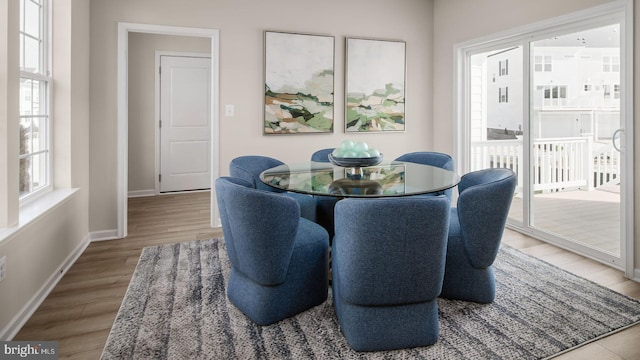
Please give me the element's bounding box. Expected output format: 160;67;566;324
333;196;450;306
311;148;335;162
229;155;285;192
394;151;454;171
456;168;516;268
395;151;455;200
215;176;299;285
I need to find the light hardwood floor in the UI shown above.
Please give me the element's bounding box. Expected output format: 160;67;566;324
13;192;640;359
14;192;221;359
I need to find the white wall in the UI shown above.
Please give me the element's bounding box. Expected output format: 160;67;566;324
432;0;639;274
89;0;435;232
128;33;210;193
0;193;88;339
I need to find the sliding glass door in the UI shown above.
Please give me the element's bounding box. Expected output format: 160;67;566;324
529;24;622;259
459;6;632;270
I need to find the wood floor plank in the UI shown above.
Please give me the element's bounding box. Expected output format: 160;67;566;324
599;324;640;360
35;285;130;311
19;304;87;327
16;312;117;341
11;192;639;359
57;330;112;358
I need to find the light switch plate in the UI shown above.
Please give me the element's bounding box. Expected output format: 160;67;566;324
225;104;235;117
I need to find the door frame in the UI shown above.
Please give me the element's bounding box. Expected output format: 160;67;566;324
155;51;211;195
117;23;221;238
453;0;635;279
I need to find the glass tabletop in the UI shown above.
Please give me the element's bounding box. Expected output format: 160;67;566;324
259;161;460;198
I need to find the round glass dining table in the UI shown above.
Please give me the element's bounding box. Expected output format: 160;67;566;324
259;161;460;198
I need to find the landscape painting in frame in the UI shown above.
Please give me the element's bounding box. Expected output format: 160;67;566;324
346;38;406;132
264;31;334;134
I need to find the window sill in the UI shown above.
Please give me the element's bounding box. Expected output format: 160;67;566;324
0;188;79;243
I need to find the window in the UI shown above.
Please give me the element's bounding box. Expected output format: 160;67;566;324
534;56;542;71
603;55;620;72
499;87;509;103
534;55;552;72
603;84;621;100
19;0;50;199
542;85;567;106
613;56;620;72
499;59;509;76
544;56;552;71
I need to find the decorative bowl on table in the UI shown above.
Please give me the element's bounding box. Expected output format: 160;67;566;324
328;153;383;168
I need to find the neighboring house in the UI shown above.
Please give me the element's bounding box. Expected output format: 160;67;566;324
480;24;620;141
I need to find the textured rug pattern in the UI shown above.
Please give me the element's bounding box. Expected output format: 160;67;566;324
101;238;640;359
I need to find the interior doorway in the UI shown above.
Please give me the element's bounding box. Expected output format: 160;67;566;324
117;23;221;238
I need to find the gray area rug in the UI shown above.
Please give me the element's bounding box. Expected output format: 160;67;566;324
102;238;640;359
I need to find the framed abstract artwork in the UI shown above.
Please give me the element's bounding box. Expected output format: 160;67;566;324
345;38;406;133
264;31;335;134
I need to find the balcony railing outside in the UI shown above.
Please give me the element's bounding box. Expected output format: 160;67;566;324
470;136;620;193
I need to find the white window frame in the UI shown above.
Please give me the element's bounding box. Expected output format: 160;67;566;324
19;0;52;203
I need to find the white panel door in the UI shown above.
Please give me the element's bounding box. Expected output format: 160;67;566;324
160;56;211;193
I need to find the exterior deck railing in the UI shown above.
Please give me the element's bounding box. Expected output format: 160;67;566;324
470;136;620;193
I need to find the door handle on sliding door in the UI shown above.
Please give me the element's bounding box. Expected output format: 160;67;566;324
612;128;623;152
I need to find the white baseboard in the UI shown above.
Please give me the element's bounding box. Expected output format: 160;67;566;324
89;229;119;242
128;189;156;198
0;234;90;340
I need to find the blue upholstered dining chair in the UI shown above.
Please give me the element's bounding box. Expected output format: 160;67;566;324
215;176;330;325
440;168;516;304
311;148;335;162
310;148;337;238
332;196;450;351
395;151;455;201
229;155;317;221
